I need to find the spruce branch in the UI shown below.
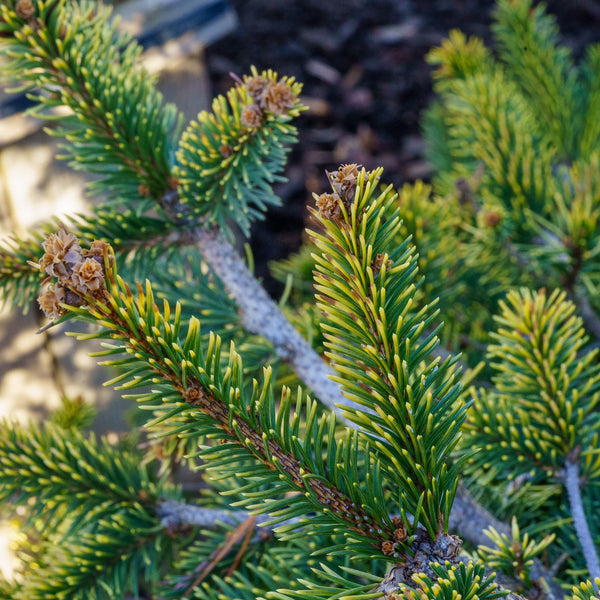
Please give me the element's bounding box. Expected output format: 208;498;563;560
505;232;600;344
33;232;404;561
192;225;350;418
160;472;567;598
0;4;331;405
309;166;466;540
0;420;173;536
580;44;600;158
492;0;579;158
460;288;600;597
157;499;544;599
438;67;555;227
19;507;170;600
0;0;181;203
463;288;600;480
0;419;178;599
156;500;282;533
564;459;600;587
174;68;306;236
157;495;562;599
451;486;564;600
0;0;446;430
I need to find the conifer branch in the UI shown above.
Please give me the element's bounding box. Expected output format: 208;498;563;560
161;185;521;571
0;3;504;570
4;3;599;596
32;232;403;561
0;419;169;534
22;508;168;600
564;459;600;588
0;0;181;202
192;225;352;418
309;166;467;540
573;289;600;342
179;170;562;584
174;68;305;236
451;487;564;599
156;500;300;536
157;498;557;599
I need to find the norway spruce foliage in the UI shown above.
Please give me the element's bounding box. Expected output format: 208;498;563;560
0;0;600;599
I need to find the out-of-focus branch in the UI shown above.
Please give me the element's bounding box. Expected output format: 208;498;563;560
572;289;600;342
564;460;600;589
451;485;564;600
157;499;300;535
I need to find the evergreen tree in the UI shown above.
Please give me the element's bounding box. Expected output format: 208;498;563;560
0;1;599;599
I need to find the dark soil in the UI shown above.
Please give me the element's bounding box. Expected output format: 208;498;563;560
205;0;600;295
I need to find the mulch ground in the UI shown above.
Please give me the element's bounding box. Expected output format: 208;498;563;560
205;0;600;294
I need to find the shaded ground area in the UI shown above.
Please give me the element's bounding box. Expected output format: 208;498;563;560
206;0;600;294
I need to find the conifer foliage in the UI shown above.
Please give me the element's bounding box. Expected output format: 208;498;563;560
0;0;599;599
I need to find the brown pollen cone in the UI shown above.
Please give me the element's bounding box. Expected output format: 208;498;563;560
15;0;35;20
261;81;297;115
328;163;360;205
241;104;263;129
39;229;83;278
316;192;343;222
38;286;65;321
244;75;269;102
37;231;113;324
71;258;105;293
391;516;408;542
381;540;397;556
88;240;112;263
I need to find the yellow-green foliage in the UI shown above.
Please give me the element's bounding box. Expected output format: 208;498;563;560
1;0;600;598
463;288;600;478
175;68;305;235
572;579;600;600
479;517;555;588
